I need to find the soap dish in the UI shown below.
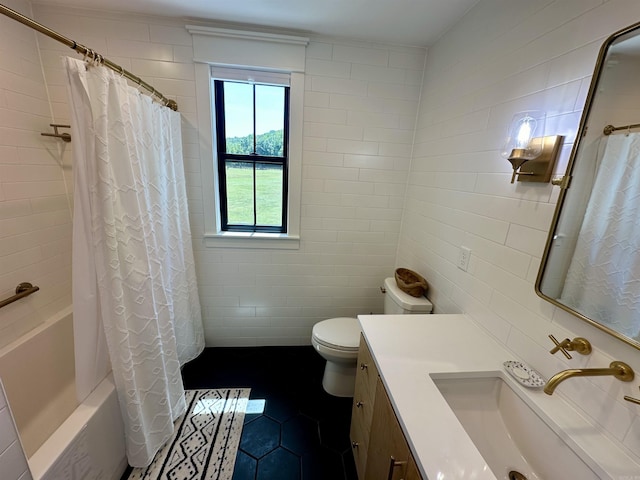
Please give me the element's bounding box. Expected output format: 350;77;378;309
503;361;546;388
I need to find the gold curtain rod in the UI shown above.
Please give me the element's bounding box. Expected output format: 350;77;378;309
603;123;640;135
0;3;178;111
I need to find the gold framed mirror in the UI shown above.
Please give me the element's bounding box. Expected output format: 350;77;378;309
536;21;640;351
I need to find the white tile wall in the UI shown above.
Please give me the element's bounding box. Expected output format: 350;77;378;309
5;0;640;461
0;380;32;480
397;0;640;461
30;5;425;346
0;0;72;350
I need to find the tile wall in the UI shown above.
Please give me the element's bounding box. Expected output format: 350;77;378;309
32;4;426;346
397;0;640;460
0;380;31;480
0;0;72;349
3;0;640;461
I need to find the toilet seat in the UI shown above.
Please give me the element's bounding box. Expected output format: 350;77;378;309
312;317;360;352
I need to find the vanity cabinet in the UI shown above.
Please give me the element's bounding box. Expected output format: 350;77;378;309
350;336;422;480
350;334;379;478
366;377;421;480
405;456;421;480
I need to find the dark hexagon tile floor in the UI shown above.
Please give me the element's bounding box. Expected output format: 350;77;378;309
240;415;281;458
282;414;321;455
181;345;358;480
257;448;300;480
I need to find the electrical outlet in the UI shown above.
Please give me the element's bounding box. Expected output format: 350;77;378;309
458;246;471;271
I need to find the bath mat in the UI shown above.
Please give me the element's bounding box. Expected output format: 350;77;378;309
128;388;250;480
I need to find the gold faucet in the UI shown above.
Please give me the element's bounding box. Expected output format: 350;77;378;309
544;361;634;395
548;334;592;359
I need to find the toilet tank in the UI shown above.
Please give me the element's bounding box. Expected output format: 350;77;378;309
383;277;433;314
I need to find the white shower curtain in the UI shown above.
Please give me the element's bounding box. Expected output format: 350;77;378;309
560;132;640;341
64;57;205;466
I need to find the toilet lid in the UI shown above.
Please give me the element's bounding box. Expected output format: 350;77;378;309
312;317;361;351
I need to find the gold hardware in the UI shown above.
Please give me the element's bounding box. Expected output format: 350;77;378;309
624;387;640;405
544;361;635;395
548;335;592;359
507;135;563;184
41;124;71;143
551;175;571;189
509;472;528;480
0;282;40;309
166;99;179;111
603;122;640;135
360;363;368;370
386;456;407;480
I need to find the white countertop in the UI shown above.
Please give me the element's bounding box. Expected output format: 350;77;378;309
358;313;640;480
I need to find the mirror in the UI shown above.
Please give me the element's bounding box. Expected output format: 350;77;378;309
537;21;640;351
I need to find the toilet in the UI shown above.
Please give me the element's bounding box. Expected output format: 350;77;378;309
311;276;433;397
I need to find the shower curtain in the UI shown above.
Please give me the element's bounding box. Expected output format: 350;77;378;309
560;132;640;341
64;57;205;466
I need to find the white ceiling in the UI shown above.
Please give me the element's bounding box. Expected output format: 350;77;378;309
33;0;480;46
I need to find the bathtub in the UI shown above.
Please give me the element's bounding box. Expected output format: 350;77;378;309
0;307;127;480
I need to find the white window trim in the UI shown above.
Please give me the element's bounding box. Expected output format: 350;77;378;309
188;26;308;249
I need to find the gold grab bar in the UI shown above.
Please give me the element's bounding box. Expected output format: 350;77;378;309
0;4;177;111
0;283;40;309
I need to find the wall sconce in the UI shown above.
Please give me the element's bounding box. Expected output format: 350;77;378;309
501;111;563;184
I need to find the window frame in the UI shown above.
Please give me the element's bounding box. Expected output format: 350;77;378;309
188;26;307;250
213;79;290;233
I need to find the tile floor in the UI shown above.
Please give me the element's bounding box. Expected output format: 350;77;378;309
183;346;358;480
122;346;358;480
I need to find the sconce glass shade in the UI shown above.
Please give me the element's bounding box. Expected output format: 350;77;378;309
501;111;547;164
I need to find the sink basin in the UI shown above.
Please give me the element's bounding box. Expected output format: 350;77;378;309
432;375;599;480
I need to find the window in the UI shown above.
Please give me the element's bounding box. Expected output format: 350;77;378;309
213;77;290;233
188;25;307;249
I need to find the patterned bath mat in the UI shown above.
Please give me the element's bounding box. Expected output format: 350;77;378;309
128;388;250;480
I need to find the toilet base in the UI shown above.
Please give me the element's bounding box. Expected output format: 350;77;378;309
321;360;356;397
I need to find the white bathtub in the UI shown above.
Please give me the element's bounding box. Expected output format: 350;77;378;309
0;307;127;480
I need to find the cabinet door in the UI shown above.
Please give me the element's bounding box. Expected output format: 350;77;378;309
351;335;378;479
365;377;411;480
350;409;368;479
356;334;378;393
352;344;376;433
405;454;422;480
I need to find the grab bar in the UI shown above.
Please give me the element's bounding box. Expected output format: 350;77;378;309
0;283;40;309
41;124;71;142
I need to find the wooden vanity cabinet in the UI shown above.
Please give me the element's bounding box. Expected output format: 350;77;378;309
405;456;421;480
350;334;379;478
350;336;423;480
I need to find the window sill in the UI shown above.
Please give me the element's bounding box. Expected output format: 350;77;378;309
203;232;300;249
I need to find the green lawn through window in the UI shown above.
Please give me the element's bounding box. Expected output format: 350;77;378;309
226;163;283;227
